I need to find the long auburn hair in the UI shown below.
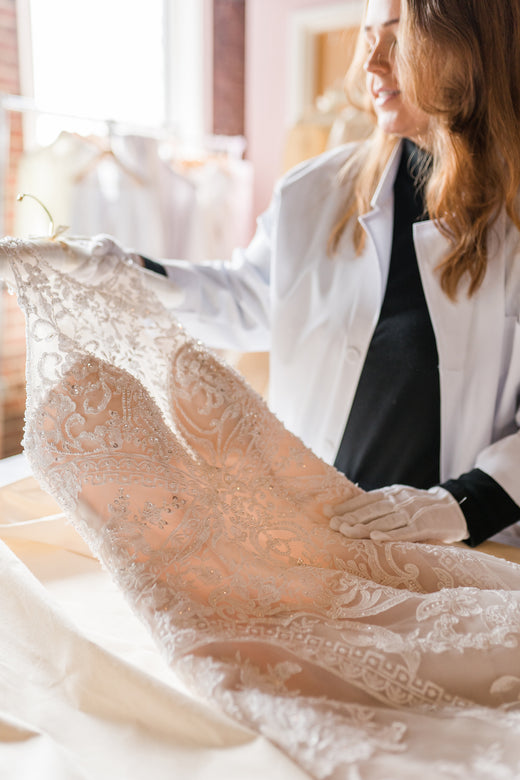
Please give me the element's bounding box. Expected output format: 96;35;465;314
330;0;520;299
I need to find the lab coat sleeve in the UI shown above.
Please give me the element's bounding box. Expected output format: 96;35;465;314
475;428;520;508
442;468;520;546
157;198;277;352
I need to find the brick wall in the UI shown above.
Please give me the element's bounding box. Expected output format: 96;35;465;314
0;0;25;459
213;0;245;136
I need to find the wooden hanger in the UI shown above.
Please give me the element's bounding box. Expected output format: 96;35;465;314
73;123;146;186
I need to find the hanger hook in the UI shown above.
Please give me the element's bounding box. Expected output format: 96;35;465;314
17;193;55;237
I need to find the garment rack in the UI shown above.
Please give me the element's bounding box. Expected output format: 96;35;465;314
0;93;246;158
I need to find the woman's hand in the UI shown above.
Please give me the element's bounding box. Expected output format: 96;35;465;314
325;485;468;543
91;235;143;265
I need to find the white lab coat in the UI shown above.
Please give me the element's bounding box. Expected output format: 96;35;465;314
162;141;520;506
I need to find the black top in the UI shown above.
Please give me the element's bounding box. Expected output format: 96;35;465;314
334;141;439;489
334;140;520;546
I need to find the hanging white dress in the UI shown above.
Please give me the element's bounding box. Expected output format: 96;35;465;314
1;235;520;780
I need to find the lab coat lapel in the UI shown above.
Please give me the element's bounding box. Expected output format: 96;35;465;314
412;220;472;370
413;215;506;478
413;217;505;372
358;141;402;296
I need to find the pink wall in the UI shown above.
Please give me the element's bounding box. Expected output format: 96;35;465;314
245;0;351;222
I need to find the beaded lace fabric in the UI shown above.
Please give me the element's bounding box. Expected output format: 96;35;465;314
1;236;520;779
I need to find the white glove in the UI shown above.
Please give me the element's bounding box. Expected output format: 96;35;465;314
326;485;469;543
90;235;184;308
91;234;142;265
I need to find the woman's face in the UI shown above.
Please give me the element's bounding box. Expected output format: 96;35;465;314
363;0;430;142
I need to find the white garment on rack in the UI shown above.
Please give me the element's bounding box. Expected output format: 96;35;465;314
180;157;254;261
69;139;164;258
14;131;253;260
14;132;96;238
1;235;520;780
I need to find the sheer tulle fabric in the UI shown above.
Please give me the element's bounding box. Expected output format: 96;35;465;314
2;236;520;779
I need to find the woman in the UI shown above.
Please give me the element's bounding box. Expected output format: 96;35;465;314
137;0;520;548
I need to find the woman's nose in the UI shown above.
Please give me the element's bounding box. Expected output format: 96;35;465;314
364;41;392;73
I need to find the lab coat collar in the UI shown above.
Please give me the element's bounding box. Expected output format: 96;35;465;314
370;139;403;209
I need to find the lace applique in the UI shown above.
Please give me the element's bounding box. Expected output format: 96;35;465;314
490;675;520;703
3;235;520;779
431;744;520;779
177;654;408;779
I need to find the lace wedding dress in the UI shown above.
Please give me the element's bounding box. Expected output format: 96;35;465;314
1;236;520;779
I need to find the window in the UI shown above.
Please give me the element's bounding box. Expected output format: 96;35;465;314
18;0;210;145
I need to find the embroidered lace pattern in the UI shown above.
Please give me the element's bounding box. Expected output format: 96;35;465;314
2;236;520;779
